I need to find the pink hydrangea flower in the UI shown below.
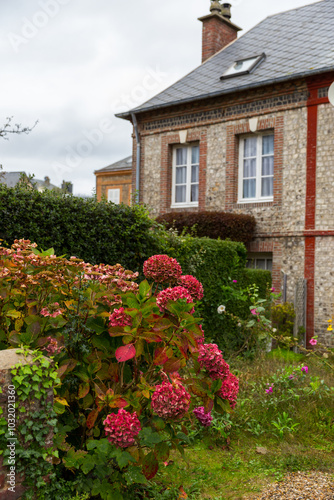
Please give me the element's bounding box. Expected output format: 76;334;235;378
193;407;212;427
40;304;64;318
309;338;317;346
143;255;182;284
218;372;239;409
251;309;258;315
301;366;308;373
156;286;194;314
109;307;132;328
178;275;204;301
103;409;141;448
198;343;230;380
45;337;64;356
151;381;191;419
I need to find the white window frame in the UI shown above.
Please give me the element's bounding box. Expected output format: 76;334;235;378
246;253;273;272
238;133;274;203
108;188;120;204
171;144;199;208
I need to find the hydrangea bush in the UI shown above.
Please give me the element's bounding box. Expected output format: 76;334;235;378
0;243;239;499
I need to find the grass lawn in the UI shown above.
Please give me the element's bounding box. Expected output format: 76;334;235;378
147;349;334;500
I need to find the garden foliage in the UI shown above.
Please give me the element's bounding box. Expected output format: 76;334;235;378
0;241;239;499
0;183;158;271
156;211;256;243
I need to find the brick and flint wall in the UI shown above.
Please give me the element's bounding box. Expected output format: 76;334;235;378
131;73;334;345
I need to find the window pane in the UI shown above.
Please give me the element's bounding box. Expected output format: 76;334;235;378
175;185;186;203
243;179;256;198
244;137;257;157
191;184;199;202
191;164;199;183
192;146;199;165
262;135;274;155
176;148;187;166
267;259;273;271
243;158;256;178
176;166;187;184
261;177;273;197
262;156;274;176
256;259;266;270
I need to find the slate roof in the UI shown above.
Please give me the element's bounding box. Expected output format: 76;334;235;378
118;0;334;119
95;156;132;173
0;172;25;188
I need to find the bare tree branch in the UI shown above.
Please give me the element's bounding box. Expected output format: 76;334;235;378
0;116;38;140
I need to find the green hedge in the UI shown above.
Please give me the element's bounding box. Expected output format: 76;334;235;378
0;184;159;271
156;231;271;354
0;184;271;354
156;211;256;244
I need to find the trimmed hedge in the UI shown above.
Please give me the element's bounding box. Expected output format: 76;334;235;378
0;184;159;271
0;184;270;354
156;211;256;244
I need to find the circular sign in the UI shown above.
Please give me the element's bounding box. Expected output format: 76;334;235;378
328;82;334;107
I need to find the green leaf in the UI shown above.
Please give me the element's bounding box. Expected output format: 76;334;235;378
124;465;147;485
86;316;106;335
154;442;170;462
139;427;162;447
139;280;151;299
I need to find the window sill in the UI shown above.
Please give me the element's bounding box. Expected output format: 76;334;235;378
237;198;273;205
171;203;199;209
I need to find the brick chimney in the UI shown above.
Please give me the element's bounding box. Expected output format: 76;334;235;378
198;1;241;63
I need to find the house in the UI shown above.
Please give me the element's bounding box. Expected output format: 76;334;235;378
94;156;132;204
0;172;73;194
116;0;334;347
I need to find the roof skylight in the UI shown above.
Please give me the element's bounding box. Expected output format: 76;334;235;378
221;53;265;80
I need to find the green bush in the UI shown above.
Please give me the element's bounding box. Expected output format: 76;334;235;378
156;230;271;354
156;211;256;244
0;184;159;272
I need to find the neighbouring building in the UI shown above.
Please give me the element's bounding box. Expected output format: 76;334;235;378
117;0;334;346
94;156;132;204
0;172;73;193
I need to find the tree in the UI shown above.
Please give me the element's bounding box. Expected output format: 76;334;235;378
0;116;38;140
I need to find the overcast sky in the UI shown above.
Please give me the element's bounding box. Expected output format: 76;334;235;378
0;0;320;195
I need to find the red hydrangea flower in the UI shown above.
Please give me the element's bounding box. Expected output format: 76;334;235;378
193;406;213;427
103;409;141;448
218;372;239;409
143;255;182;284
151;381;191;419
45;337;64;356
109;307;132;328
198;343;230;380
156;286;194;314
178;275;204;301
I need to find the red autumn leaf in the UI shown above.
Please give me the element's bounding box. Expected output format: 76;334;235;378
115;344;136;362
86;409;99;429
142;451;159;480
78;382;90;399
114;397;128;408
153;347;170;366
203;397;214;414
178;486;188;499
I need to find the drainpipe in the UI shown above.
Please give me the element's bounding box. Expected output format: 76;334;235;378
131;113;140;204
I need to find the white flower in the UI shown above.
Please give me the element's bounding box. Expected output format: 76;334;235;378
217;305;226;314
272;328;277;333
237;322;242;327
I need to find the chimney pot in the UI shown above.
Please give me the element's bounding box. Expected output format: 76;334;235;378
210;0;221;14
221;3;232;20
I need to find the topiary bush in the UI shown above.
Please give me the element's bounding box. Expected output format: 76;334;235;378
0;241;239;499
0;183;159;272
156;211;256;244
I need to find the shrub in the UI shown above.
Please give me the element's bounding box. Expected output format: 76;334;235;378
271;302;296;346
156;211;256;243
0;240;239;499
0;183;159;271
156;230;271;354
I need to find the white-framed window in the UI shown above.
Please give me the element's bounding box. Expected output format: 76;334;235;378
108;188;120;204
238;134;274;203
246;253;273;272
171;144;199;207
